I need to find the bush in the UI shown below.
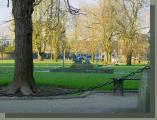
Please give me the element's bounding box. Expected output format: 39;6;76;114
4;46;15;53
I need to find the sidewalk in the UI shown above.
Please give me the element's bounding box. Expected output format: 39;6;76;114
0;93;138;113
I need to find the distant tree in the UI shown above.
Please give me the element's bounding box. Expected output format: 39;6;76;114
33;21;47;61
33;0;52;61
82;0;116;64
132;34;149;64
114;0;143;65
0;39;5;60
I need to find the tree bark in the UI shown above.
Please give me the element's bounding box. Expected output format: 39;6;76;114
8;0;37;95
50;45;53;60
107;52;111;64
54;48;58;62
37;47;44;61
126;53;132;66
91;50;95;63
37;52;44;61
0;52;4;60
103;51;108;65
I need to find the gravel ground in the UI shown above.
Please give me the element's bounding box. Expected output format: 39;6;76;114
0;92;138;113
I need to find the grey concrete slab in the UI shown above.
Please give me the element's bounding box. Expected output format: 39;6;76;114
0;93;138;113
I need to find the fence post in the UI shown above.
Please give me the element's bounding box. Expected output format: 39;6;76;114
138;69;150;112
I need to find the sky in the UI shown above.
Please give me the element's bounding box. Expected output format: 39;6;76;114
0;0;150;38
0;0;12;24
0;0;12;37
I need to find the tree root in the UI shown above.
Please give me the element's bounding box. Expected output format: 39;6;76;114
6;83;40;96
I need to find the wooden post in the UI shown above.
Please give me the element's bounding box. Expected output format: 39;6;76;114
138;70;150;112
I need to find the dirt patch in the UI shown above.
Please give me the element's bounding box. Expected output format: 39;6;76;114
0;86;76;97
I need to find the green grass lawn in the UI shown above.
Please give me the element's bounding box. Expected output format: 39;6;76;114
0;60;145;90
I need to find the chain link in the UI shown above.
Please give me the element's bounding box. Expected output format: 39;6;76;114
118;65;150;81
0;65;150;97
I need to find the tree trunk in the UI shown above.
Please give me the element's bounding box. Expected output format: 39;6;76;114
107;52;111;64
0;52;4;60
50;45;53;60
126;53;132;66
62;49;65;68
8;0;37;95
91;50;95;63
37;52;44;61
134;55;136;64
103;51;107;65
37;48;44;61
54;48;58;62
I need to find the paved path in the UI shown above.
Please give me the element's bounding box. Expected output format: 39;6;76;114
0;93;138;113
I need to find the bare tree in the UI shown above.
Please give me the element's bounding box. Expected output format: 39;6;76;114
83;0;116;64
114;0;143;65
33;0;51;61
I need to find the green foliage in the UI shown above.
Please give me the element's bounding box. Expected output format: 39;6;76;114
4;46;15;53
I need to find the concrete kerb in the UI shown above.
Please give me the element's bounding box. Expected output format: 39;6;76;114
0;90;138;100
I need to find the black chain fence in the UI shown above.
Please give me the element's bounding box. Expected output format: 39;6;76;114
115;65;150;81
0;65;150;97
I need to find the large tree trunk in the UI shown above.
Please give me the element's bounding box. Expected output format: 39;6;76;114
8;0;37;95
126;53;132;66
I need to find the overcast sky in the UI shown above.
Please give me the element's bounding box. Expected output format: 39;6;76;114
0;0;150;37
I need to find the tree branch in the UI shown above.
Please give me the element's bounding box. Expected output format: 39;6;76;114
33;0;43;7
7;0;9;7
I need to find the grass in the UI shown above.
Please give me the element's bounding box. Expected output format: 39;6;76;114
0;59;146;90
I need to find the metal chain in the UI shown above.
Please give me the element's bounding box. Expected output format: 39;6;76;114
0;65;150;97
0;81;114;97
117;65;150;81
55;81;114;96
